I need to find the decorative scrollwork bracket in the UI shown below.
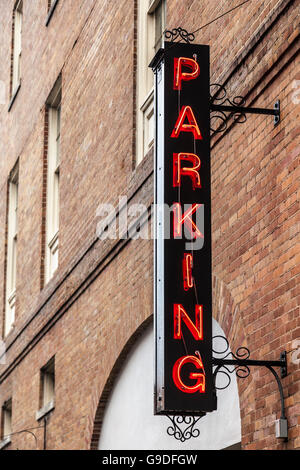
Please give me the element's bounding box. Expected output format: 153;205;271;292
166;337;287;443
158;27;284;442
161;31;280;129
212;336;288;434
210;83;280;131
164;28;195;44
166;415;204;443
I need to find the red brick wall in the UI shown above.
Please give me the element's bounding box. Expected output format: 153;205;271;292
0;0;299;450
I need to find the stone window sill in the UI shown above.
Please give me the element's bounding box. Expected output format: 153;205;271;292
36;400;55;421
0;436;11;450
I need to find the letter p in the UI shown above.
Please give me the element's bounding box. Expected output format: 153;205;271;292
174;57;200;91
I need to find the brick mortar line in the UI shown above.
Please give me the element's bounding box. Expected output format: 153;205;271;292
0;0;291;195
1;163;154;357
0;0;99;193
211;0;295;93
23;31;299;348
0;0;297;380
89;315;153;449
0;0;295;195
211;0;298;143
0;41;295;381
211;34;299;147
0;200;154;384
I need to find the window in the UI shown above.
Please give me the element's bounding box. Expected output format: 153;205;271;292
11;0;23;98
45;77;61;284
150;0;166;53
37;357;55;420
1;400;12;443
5;166;19;337
136;0;166;166
41;357;55;407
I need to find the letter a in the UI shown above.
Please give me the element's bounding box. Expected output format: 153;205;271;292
171;106;202;140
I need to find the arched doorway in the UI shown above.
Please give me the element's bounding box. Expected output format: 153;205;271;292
96;319;241;450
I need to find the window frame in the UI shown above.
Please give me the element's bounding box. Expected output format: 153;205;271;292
45;78;61;284
4;165;19;337
8;0;23;110
37;357;55;420
0;399;12;449
136;0;166;166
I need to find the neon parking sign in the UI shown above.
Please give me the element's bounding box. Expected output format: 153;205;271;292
152;42;216;415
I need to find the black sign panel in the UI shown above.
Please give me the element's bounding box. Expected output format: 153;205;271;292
153;42;216;414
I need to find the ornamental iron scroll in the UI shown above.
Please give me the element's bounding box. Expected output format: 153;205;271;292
155;28;283;440
210;83;280;130
162;29;280;129
212;337;288;428
164;28;195;44
210;83;247;133
166;415;204;442
212;335;251;390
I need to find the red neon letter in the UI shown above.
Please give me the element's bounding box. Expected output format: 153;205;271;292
174;57;200;91
173;153;201;190
174;304;203;340
172;354;206;394
171;106;203;140
183;253;194;291
173;203;204;239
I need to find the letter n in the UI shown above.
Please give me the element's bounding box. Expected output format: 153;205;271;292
174;304;203;340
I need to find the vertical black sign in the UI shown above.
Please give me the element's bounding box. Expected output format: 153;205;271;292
153;42;216;414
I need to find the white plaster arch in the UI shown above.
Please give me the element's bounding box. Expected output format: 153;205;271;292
98;319;241;450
